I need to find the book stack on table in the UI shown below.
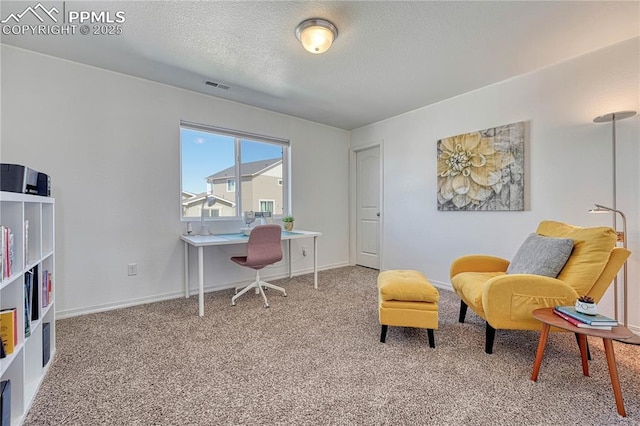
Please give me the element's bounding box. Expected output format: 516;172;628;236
553;306;619;330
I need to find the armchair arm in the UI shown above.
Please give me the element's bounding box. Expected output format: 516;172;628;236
450;255;510;279
482;274;579;329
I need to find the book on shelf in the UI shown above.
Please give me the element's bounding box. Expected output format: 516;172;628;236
1;226;5;279
0;226;3;281
42;322;51;367
24;219;28;268
1;226;6;278
30;265;39;321
24;273;31;338
554;305;618;326
42;269;48;307
47;270;52;306
7;310;16;349
553;308;612;330
0;309;17;355
41;270;53;307
1;226;14;279
0;380;10;426
7;231;13;279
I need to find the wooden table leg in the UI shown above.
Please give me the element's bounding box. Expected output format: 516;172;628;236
578;334;590;377
603;338;626;417
531;323;550;382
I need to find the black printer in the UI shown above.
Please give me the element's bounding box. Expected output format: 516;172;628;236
0;164;50;196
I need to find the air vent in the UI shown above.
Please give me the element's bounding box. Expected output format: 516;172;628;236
204;80;230;90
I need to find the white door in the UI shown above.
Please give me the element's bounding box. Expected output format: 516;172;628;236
356;146;381;269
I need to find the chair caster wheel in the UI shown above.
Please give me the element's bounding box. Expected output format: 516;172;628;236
264;304;269;308
231;302;236;306
283;293;287;297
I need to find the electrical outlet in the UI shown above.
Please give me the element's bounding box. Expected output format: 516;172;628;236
302;246;307;257
127;263;138;276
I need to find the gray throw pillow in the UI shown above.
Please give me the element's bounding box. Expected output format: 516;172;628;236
506;233;574;278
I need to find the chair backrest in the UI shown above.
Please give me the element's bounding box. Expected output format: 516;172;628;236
587;246;631;302
536;220;620;296
244;224;283;268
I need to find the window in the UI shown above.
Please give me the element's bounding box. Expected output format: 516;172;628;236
180;121;289;220
259;200;275;213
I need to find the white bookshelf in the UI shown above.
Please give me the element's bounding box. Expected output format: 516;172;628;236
0;192;55;425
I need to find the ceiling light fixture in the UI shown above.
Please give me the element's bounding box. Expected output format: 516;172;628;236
295;18;338;54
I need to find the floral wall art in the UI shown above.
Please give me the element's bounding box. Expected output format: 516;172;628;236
437;121;525;211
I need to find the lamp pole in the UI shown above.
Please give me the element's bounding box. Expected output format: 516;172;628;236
592;110;638;344
591;205;628;322
593;112;635;229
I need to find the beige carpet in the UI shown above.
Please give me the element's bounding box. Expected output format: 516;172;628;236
25;266;640;425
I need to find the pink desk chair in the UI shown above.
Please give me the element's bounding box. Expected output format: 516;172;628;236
231;224;287;308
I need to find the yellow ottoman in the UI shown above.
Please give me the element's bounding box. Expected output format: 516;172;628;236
378;270;439;348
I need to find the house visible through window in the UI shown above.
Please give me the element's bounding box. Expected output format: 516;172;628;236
180;121;289;220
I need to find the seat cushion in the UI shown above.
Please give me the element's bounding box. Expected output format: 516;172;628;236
536;221;616;295
379;300;439;311
506;233;574;278
378;270;439;303
451;271;506;311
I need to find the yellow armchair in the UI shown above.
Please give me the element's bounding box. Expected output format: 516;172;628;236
451;221;631;354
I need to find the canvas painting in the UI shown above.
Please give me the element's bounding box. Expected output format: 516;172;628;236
437;121;525;211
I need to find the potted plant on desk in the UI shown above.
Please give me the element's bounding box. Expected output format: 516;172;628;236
282;216;294;231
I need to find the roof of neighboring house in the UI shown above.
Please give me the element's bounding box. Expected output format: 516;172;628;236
181;192;235;208
206;158;281;182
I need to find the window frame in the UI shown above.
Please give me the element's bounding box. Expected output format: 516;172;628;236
180;120;290;221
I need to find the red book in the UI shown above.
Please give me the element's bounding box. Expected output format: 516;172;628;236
553;308;612;330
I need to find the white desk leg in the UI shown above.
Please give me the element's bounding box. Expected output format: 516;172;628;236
184;242;190;298
198;246;205;316
313;236;318;289
288;240;293;278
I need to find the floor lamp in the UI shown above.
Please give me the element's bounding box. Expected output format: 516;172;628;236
592;110;639;345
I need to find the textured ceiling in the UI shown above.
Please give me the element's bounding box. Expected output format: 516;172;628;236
2;1;639;130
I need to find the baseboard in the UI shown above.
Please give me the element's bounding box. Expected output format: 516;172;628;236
56;261;350;319
57;292;185;319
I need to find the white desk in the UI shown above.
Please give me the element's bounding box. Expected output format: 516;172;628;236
181;229;322;316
